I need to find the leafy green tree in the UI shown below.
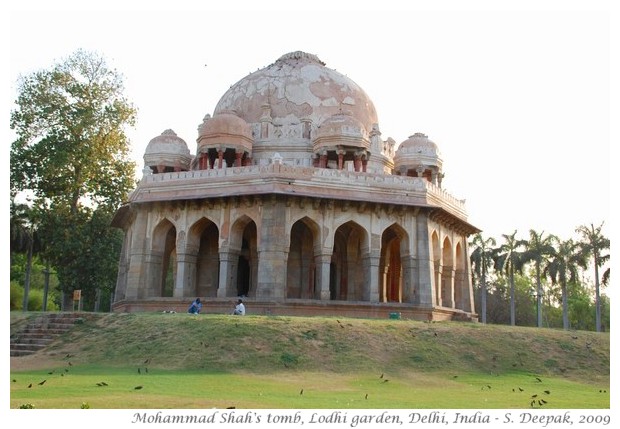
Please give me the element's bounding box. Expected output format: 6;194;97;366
470;234;497;324
494;230;527;326
10;49;136;310
523;230;556;328
544;238;588;330
576;222;610;332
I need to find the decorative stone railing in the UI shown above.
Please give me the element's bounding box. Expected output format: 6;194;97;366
136;164;468;220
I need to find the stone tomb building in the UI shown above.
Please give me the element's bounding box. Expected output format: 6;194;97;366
112;51;480;320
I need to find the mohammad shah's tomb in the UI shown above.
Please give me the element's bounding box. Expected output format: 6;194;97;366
111;51;480;320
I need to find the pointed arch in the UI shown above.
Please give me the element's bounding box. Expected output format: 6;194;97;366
229;215;258;297
431;230;441;306
188;217;220;297
380;223;410;303
151;218;176;297
287;216;320;299
454;240;465;310
441;236;454;308
331;220;368;301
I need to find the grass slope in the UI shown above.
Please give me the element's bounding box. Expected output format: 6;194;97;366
10;312;610;409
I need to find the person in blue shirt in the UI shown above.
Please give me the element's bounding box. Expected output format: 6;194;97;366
188;298;202;314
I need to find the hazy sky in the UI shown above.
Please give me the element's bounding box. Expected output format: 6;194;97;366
6;0;615;244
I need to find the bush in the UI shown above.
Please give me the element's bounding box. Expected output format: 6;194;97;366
10;281;23;310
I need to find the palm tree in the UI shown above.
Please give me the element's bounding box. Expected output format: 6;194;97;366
494;230;527;326
576;222;610;332
470;234;497;324
544;238;587;330
523;230;556;328
10;202;41;311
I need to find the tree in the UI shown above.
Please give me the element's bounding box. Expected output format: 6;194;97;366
10;49;137;310
576;222;610;332
10;202;42;311
523;230;556;328
544;238;587;330
470;234;497;324
494;230;527;326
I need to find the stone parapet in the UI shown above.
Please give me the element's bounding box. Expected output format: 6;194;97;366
133;164;470;223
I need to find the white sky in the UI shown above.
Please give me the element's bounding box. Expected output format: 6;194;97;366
4;0;616;244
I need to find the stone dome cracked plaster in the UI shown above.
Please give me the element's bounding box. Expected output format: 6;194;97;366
394;132;443;171
213;51;379;137
144;129;191;171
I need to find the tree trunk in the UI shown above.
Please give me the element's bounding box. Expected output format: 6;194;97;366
562;282;569;330
480;275;487;324
22;238;33;311
594;258;601;332
509;267;515;326
536;263;542;328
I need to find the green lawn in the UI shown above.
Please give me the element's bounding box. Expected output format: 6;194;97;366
10;312;610;409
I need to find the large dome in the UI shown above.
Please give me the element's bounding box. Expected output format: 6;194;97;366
213;51;378;134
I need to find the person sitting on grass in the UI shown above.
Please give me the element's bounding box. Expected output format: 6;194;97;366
232;299;245;315
188;298;202;314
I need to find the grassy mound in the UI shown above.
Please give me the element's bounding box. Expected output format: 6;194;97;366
9;312;610;409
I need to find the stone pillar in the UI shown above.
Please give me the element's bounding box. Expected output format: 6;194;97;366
416;215;435;307
315;253;332;300
441;268;455;308
217;249;239;297
401;254;416;304
235;151;243;167
353;154;361;172
362;158;368;173
362;250;380;302
319;153;327;168
337;151;344;170
217;149;224;169
256;197;288;299
174;250;198;298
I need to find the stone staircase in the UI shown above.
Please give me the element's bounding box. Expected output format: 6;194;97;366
10;313;83;357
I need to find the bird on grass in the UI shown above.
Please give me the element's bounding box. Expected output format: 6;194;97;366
383;379;389;383
28;383;32;388
518;387;524;392
38;380;46;386
544;390;550;395
299;389;304;395
144;358;150;364
380;373;384;379
531;394;538;398
226;406;236;409
12;379;16;383
365;394;368;399
134;385;143;390
535;377;542;382
540;399;547;404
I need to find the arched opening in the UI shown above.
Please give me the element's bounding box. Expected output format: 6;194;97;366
188;217;220;298
151;219;176;297
431;231;441;306
442;236;454;308
454;241;465;310
331;221;368;301
230;216;257;297
287;217;319;299
380;224;409;303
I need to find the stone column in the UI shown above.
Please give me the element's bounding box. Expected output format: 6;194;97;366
362;250;380;302
441;268;455;308
401;254;416;304
217;149;224;169
235;151;243;167
217;249;239;297
315;253;332;300
256;197;288;299
174;248;198;298
416;215;435;307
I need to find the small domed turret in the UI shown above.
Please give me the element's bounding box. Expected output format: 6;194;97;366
144;129;191;173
